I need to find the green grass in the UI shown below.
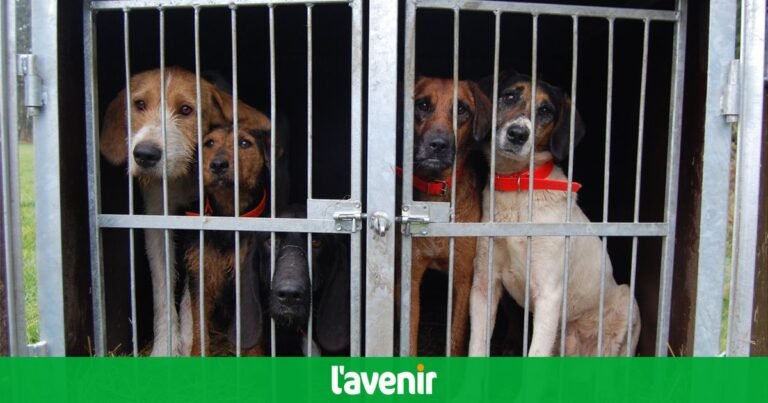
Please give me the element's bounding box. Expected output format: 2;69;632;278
19;143;38;343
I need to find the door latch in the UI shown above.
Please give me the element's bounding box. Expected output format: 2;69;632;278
17;54;44;116
721;59;740;124
369;211;391;237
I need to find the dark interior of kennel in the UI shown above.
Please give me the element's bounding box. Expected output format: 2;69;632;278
33;0;747;355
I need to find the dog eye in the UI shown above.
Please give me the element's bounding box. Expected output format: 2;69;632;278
204;139;215;148
179;105;193;116
501;93;519;105
415;98;431;113
238;138;252;149
537;105;553;116
456;102;469;115
134;99;146;111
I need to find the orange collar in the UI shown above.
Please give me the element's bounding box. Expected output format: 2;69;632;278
185;191;268;217
494;161;582;193
395;166;461;196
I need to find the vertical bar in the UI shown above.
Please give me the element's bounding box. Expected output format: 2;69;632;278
158;6;174;355
365;0;398;356
656;0;688;357
522;13;539;357
693;0;737;356
306;3;313;357
727;0;764;357
349;0;363;357
559;15;579;357
0;0;27;356
399;0;416;357
193;5;206;357
484;8;501;357
32;0;65;356
268;3;277;357
629;18;650;356
122;8;138;357
445;5;459;357
597;17;615;357
230;3;242;357
84;3;105;357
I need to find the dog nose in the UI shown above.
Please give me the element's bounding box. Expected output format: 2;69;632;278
428;137;450;153
133;143;162;168
274;282;306;305
506;126;529;145
209;159;229;175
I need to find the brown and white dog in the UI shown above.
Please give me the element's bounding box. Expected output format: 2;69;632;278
185;126;271;356
468;71;640;356
402;77;490;356
100;67;269;356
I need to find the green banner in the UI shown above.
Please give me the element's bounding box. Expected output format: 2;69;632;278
1;358;766;402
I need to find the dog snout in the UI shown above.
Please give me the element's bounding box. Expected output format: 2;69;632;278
133;143;162;168
506;125;529;145
273;280;307;305
428;136;451;154
209;158;229;175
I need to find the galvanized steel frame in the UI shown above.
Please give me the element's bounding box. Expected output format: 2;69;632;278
400;0;687;357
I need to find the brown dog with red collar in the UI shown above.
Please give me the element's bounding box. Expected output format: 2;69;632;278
401;77;490;356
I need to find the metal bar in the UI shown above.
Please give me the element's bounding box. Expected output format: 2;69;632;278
399;0;416;357
122;8;139;357
349;0;363;358
306;3;313;358
522;13;539;357
90;0;347;10
629;18;650;357
597;17;615;357
414;0;679;22
693;0;737;357
656;0;687;357
484;8;501;358
0;0;27;356
158;6;174;355
559;15;579;357
269;3;277;357
422;222;668;237
84;3;106;357
727;0;764;357
99;214;342;232
229;3;242;357
445;5;460;357
193;4;206;357
365;0;398;356
32;0;66;356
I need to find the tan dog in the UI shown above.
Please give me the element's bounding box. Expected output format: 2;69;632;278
100;67;269;356
468;71;640;357
403;77;490;356
185;127;271;356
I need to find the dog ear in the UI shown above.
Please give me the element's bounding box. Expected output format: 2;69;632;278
315;236;350;353
469;82;492;141
209;86;271;131
478;69;513;98
228;245;263;350
549;92;585;163
100;89;129;165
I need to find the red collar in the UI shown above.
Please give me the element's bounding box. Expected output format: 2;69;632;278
185;191;268;217
395;166;461;196
494;161;582;193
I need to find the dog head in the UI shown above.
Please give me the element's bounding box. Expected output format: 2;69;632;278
412;76;491;180
100;67;271;181
480;71;584;165
202;126;270;200
269;230;311;330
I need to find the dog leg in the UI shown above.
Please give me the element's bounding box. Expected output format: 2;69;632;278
179;280;193;356
527;292;562;357
146;227;181;356
409;266;424;357
468;237;503;356
449;241;475;356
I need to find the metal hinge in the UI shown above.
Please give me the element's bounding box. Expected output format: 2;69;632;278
721;59;740;123
27;341;48;357
400;202;450;236
17;54;44;116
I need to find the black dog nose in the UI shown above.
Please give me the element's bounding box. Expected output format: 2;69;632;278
274;283;306;304
133;143;162;168
506;126;529;145
428;137;450;153
209;159;229;175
